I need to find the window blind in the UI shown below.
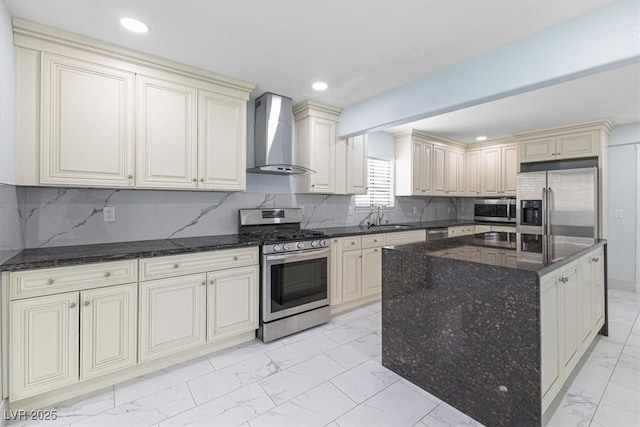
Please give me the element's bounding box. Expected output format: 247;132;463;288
355;157;394;209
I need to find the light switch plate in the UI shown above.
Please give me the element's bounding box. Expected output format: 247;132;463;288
348;207;353;216
103;206;116;222
614;209;623;219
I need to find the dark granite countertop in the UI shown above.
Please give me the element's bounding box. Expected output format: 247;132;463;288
0;234;261;272
386;232;606;274
310;219;477;238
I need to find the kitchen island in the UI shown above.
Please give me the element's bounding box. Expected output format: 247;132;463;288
381;232;607;427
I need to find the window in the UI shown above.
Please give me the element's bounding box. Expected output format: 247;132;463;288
355;157;394;209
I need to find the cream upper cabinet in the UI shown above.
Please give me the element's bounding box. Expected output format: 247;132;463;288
479;143;518;196
10;292;80;401
198;90;247;191
294;101;342;194
445;147;463;195
432;144;447;195
395;133;432;196
40;53;135;187
519;130;599;163
480;147;501;196
206;266;258;342
80;283;137;380
136;75;198;189
501;144;518;195
139;274;207;362
465;150;481;196
346;134;368;194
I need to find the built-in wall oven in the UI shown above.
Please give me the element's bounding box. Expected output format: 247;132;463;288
474;198;516;224
239;208;330;342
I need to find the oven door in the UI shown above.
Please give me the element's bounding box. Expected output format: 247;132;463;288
262;247;330;322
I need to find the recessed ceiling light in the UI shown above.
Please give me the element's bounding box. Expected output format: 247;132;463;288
476;136;487;141
120;17;149;34
312;82;328;91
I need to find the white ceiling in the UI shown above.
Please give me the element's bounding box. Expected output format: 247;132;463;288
6;0;638;142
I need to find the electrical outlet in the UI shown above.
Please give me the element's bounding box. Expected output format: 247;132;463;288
614;209;623;219
413;207;417;214
348;207;353;216
103;206;116;222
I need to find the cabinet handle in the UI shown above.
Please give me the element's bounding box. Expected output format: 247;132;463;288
560;276;568;283
334;239;338;243
209;280;215;285
83;301;90;307
201;281;206;286
104;272;111;278
311;184;316;188
69;302;76;309
351;242;356;245
233;256;238;261
46;279;54;285
592;257;599;263
421;190;426;192
373;239;378;242
374;249;378;252
173;263;179;269
192;178;197;182
359;255;362;258
127;174;133;179
200;178;205;182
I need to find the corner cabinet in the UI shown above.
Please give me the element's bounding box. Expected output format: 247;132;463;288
13;19;254;190
293;101;342;194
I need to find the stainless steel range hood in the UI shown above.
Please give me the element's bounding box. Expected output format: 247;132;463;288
247;92;314;175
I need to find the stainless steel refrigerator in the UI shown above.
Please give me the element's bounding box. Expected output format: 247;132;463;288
516;167;598;238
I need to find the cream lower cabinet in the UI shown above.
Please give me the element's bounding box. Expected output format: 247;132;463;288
362;247;383;297
330;239;343;306
540;246;606;413
207;266;258;342
342;249;363;303
139;274;207;361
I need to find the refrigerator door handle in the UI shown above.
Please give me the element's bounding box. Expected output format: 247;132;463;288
547;187;552;236
542;187;548;236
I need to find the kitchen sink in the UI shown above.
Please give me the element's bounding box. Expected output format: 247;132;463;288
367;224;415;230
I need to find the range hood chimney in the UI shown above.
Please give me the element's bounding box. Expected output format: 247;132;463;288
247;92;313;175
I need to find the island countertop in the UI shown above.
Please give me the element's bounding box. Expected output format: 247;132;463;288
386;231;606;275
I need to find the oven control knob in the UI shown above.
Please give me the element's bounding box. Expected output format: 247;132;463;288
320;240;326;247
273;244;281;252
311;241;318;247
283;243;290;251
297;242;304;249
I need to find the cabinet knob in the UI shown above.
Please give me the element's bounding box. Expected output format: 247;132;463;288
201;281;206;286
334;239;338;243
374;249;378;252
104;272;111;278
233;256;238;261
69;302;76;309
209;280;215;285
83;301;90;307
192;178;197;182
311;184;316;188
373;239;378;242
200;178;204;182
173;263;179;269
351;242;355;245
46;279;54;285
127;175;133;179
421;190;426;192
359;255;362;258
592;257;599;263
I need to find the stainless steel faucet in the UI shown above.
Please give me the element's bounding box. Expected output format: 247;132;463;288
367;205;385;226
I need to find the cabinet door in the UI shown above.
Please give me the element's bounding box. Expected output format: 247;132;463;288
361;247;382;297
412;142;423;194
481;147;500;195
137;75;198;189
432;144;446;195
445;148;460;194
556;131;598;160
418;142;433;194
207;266;258;342
346;135;368;194
330;239;343;306
309;117;337;193
80;283;137;380
342;250;362;303
40;53;134;187
540;274;561;410
501;144;518;195
465;150;481;196
139;274;206;361
591;248;605;330
198;90;247;191
520;137;556;163
560;265;580;375
578;256;595;350
10;292;79;400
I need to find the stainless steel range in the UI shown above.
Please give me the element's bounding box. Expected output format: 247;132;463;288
238;208;330;342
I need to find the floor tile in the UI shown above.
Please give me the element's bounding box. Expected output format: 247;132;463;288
419;402;484;427
330;359;399;403
265;333;340;370
207;339;284;370
248;382;356;427
543;392;597;427
335;380;439;427
560;359;613;404
610;353;640;392
325;332;381;370
322;317;380;345
71;383;194;426
580;337;624;370
159;383;275;426
187;354;280;405
259;354;345;405
591;381;640;426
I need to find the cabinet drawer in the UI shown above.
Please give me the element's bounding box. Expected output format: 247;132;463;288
139;247;258;281
10;260;138;300
386;230;426;245
448;226;466;238
341;236;362;250
362;234;386;248
474;225;491;233
491;225;516;233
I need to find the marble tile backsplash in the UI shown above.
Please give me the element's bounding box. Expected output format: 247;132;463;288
19;187;462;248
0;183;24;251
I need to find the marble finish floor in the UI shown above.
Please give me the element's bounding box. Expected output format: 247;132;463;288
7;289;640;427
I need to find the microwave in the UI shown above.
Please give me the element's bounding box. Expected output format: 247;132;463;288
474;199;516;223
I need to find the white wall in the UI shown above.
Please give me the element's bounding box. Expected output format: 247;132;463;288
608;122;640;291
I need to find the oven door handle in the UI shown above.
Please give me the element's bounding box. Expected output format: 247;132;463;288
265;247;331;262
